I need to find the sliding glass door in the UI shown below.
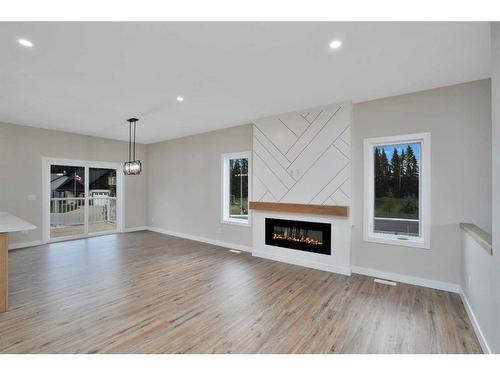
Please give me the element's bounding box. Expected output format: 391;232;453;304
88;168;117;234
46;159;122;241
50;164;86;238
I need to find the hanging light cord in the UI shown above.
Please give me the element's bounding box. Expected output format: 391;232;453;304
128;120;132;162
127;118;138;162
133;120;137;161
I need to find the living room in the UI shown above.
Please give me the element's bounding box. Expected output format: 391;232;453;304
1;1;499;372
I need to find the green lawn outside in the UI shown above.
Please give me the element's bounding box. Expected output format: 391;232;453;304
230;198;248;215
374;197;418;220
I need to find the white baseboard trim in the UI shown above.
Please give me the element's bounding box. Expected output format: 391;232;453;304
147;226;253;253
253;251;352;276
9;240;44;250
123;226;149;233
460;290;492;354
351;266;461;293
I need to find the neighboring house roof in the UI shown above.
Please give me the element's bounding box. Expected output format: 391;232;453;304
52;173;84;193
50;174;71;191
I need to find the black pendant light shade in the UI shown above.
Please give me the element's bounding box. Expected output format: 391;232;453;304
124;118;142;175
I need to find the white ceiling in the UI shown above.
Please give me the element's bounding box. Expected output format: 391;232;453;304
0;22;491;144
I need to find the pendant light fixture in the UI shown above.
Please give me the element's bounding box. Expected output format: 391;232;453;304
123;118;142;175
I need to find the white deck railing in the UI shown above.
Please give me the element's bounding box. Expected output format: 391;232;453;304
50;197;116;227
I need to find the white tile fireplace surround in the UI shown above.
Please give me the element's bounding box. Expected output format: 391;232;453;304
251;102;352;274
252;211;352;275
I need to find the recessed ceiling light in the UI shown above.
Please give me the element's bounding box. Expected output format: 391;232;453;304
176;96;184;102
18;38;34;48
329;40;342;49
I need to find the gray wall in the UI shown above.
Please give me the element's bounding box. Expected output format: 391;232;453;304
147;124;253;247
0;122;148;245
351;79;492;285
487;22;500;353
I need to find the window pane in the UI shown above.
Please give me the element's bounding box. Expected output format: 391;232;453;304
89;168;117;233
373;142;420;236
50;164;85;238
229;158;248;220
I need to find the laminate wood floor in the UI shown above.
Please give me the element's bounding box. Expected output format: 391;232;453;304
0;231;481;354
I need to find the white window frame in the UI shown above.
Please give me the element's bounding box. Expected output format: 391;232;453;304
363;133;431;249
221;151;252;227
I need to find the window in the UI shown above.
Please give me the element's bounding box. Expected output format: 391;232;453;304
364;133;430;249
222;152;251;225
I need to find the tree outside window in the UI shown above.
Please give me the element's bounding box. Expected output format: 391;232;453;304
373;143;421;236
229;158;249;220
222;152;251;225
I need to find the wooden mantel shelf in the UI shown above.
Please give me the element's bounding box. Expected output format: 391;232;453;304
249;201;349;217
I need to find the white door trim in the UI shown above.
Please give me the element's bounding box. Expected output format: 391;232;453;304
42;157;124;243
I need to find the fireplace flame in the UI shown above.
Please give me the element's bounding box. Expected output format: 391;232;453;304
273;233;323;246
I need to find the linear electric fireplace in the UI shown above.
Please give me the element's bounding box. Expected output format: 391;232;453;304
265;218;331;255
